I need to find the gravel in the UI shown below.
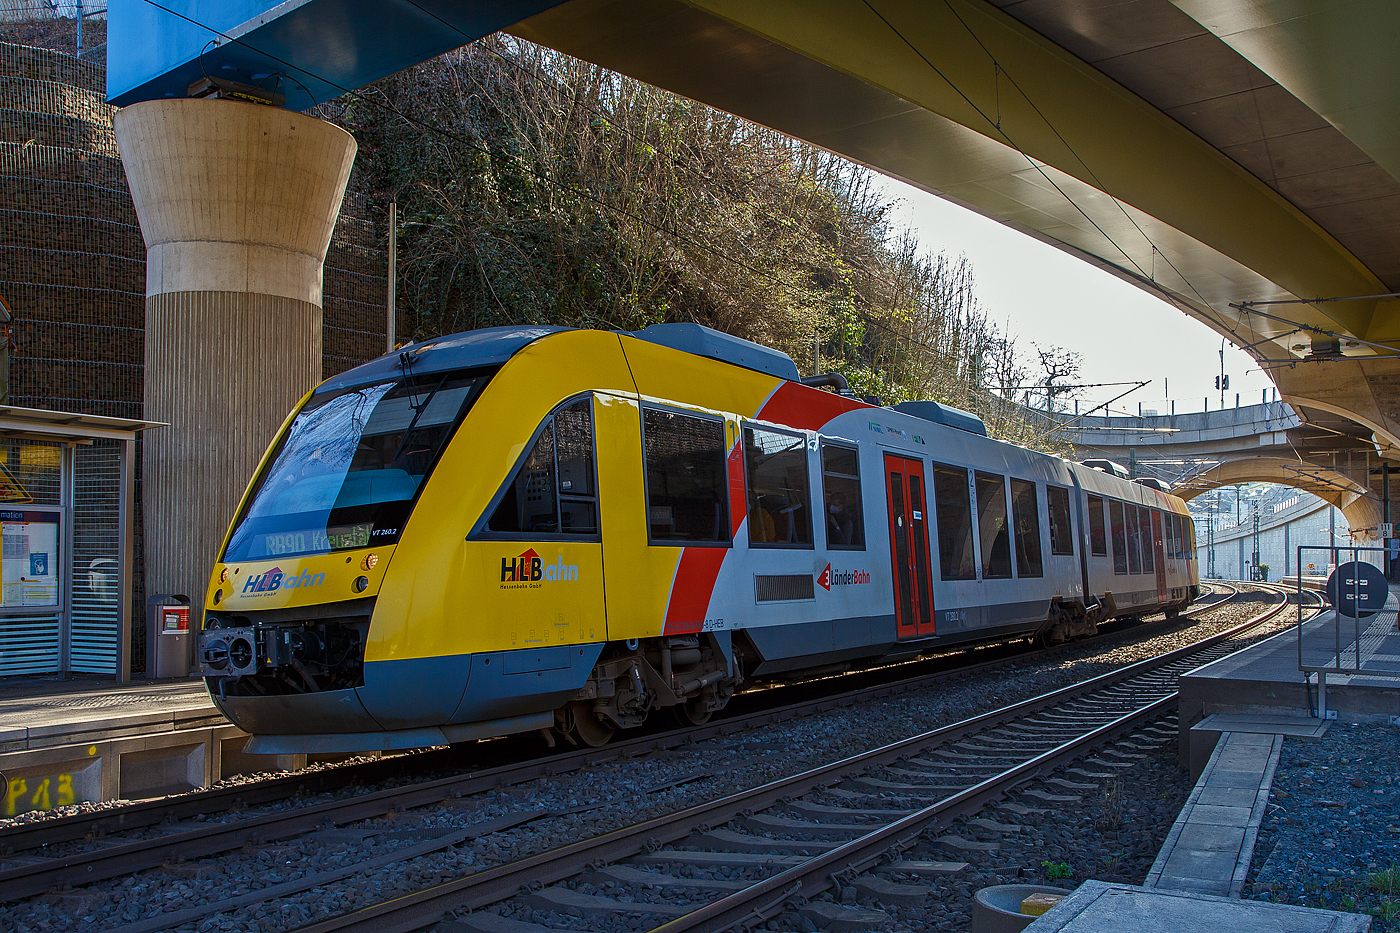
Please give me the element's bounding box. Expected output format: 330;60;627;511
5;585;1294;933
1247;721;1400;931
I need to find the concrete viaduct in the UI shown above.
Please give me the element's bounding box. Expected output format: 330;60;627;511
1058;400;1387;542
102;1;1400;607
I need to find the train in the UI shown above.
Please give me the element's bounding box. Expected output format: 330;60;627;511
197;323;1198;753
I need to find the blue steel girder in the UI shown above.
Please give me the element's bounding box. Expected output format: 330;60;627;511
107;0;565;110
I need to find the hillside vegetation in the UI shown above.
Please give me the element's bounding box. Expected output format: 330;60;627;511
324;37;1067;449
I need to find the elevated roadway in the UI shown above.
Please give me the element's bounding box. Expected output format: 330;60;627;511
102;0;1400;603
1059;401;1385;539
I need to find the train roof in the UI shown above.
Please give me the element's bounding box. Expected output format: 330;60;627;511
314;323;993;441
627;323;803;382
316;325;568;394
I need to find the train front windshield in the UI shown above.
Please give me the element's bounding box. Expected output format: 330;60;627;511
223;370;487;562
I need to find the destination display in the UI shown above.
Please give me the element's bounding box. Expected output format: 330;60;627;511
0;509;60;609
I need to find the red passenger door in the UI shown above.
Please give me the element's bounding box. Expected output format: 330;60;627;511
1152;511;1168;600
885;455;935;638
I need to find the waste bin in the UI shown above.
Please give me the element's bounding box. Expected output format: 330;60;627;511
145;594;190;678
156;605;191;677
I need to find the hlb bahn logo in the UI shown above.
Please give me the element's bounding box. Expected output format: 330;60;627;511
241;565;326;596
500;548;579;588
817;563;871;591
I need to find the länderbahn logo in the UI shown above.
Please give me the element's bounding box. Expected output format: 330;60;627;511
500;547;579;586
817;562;871;591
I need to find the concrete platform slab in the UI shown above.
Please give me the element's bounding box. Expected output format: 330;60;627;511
1178;620;1373;771
0;676;301;816
1146;732;1282;898
1024;880;1369;932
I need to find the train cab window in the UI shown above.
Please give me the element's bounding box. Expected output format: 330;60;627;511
486;396;598;536
1047;486;1074;556
933;464;976;580
1088;495;1107;557
820;443;865;549
1184;516;1196;557
1126;505;1143;574
1140;508;1155;573
1109;500;1128;574
745;426;813;547
975;472;1013;579
1010;479;1043;578
643;407;730;544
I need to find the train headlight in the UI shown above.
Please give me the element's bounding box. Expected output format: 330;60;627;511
353;575;369;593
219;567;229;584
361;553;379;571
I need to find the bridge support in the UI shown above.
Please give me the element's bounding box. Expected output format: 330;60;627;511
114;99;356;624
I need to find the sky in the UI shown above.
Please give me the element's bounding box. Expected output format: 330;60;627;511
873;175;1275;417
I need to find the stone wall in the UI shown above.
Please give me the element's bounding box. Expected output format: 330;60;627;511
0;40;391;670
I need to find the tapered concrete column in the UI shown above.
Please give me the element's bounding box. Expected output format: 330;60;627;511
114;99;357;620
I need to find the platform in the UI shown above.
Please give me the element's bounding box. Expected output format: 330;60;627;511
1025;880;1369;932
1145;731;1280;898
1179;602;1400;765
0;676;299;816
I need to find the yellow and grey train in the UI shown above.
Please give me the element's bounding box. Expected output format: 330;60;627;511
197;324;1199;753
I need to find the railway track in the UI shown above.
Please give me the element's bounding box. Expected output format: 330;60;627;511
0;581;1276;929
0;583;1236;872
270;582;1314;933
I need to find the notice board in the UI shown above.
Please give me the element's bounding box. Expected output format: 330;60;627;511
0;509;60;609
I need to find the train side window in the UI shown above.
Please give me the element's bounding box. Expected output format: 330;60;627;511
1126;504;1143;574
643;407;730;544
1047;485;1074;556
745;426;813;547
932;464;976;580
1185;516;1196;557
486;396;598;536
975;472;1013;579
820;443;865;549
1109;499;1128;574
555;399;598;534
1088;495;1107;556
1170;513;1182;560
1140;508;1155;573
1010;479;1043;578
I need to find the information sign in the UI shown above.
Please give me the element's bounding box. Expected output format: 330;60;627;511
1325;560;1389;619
0;509;60;609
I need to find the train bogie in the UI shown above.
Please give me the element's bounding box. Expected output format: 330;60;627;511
198;324;1197;753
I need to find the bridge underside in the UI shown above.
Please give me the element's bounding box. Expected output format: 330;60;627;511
1173;457;1382;542
508;0;1400;451
107;0;1400;451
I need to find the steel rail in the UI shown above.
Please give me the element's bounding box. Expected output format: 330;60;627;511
288;583;1300;933
0;583;1238;866
650;695;1178;933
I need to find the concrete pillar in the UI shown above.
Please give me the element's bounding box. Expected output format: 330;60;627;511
114;99;356;619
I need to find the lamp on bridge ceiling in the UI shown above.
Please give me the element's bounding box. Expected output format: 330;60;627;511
113;97;357;623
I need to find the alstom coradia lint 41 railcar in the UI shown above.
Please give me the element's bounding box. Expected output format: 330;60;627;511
197;324;1198;752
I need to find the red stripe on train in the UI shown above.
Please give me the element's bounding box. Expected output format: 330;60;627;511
662;546;728;635
756;381;868;431
727;441;746;535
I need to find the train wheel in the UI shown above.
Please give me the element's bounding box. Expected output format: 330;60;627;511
565;703;614;747
673;697;713;727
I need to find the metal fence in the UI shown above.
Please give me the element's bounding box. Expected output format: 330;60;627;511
1296;545;1399;716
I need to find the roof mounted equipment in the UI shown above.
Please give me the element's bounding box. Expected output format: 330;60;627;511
890;400;988;436
628;323;802;382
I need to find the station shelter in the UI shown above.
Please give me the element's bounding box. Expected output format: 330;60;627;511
0;407;153;682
